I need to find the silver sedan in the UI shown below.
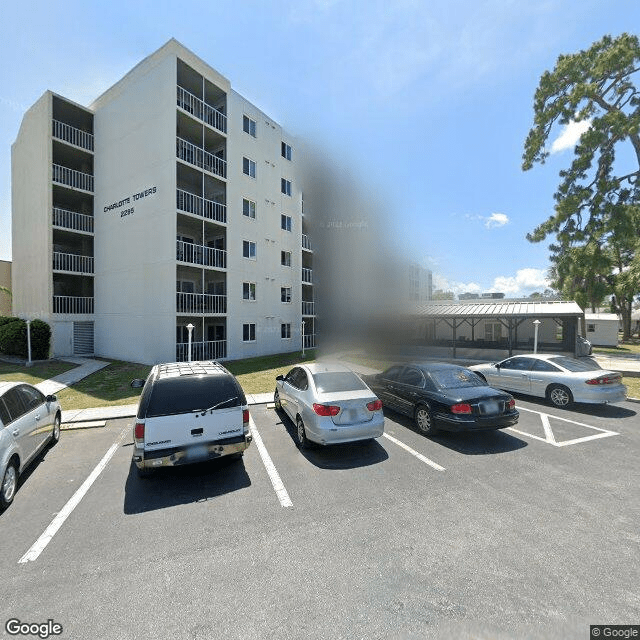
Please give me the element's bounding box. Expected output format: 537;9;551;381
469;354;627;408
274;363;384;448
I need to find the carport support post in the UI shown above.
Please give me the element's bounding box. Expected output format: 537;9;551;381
452;319;457;359
26;319;32;368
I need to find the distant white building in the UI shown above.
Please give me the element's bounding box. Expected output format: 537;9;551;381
584;313;619;347
11;39;316;364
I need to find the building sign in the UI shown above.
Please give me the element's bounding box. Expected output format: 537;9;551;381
103;186;158;218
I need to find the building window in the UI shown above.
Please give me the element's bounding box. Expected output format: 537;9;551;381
281;287;292;303
281;250;291;267
281;178;291;196
243;115;256;137
587;324;596;332
243;157;256;178
281;323;291;339
243;240;256;259
243;282;256;301
485;322;502;342
243;323;256;342
243;198;256;219
281;142;292;161
281;214;292;232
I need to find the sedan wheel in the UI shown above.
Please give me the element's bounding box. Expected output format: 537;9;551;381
296;417;311;449
1;461;18;510
548;384;573;408
414;405;436;435
50;414;61;446
274;389;282;411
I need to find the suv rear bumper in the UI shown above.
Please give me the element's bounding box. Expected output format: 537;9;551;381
133;433;252;470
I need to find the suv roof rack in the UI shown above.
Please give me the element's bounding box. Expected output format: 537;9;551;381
156;361;227;379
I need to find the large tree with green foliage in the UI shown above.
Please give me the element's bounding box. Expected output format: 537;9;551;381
522;33;640;340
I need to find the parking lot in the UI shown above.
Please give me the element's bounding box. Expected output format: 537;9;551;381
1;396;638;640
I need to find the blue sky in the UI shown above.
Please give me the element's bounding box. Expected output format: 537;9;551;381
1;0;639;297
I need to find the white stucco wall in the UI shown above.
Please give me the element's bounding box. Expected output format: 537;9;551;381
585;314;618;347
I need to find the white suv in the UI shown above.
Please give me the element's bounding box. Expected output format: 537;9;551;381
131;361;252;477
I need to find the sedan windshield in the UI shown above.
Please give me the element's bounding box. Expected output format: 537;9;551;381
548;357;601;372
312;372;368;393
430;369;486;390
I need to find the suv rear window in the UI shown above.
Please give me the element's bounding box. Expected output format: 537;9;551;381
145;376;244;418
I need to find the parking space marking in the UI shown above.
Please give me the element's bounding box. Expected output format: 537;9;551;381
18;427;128;564
382;433;446;471
508;406;619;447
249;416;293;508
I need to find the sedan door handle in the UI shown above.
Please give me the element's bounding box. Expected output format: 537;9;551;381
12;430;19;436
35;414;41;420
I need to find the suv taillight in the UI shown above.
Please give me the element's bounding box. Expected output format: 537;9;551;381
134;422;145;442
243;409;250;433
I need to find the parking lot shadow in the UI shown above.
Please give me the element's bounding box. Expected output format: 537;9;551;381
123;456;251;515
275;410;389;469
510;393;637;419
384;410;528;456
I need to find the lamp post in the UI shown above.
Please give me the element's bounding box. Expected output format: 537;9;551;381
533;319;541;354
187;323;194;362
26;319;32;368
302;320;306;357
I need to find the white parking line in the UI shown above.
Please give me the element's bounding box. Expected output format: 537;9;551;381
19;428;127;564
383;433;446;471
249;416;293;508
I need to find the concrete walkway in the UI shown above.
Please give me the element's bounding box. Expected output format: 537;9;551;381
35;357;110;396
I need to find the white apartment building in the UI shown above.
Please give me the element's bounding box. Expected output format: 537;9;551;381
11;39;316;365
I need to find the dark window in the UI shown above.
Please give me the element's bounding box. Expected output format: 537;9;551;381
243;115;256;137
500;357;535;371
382;366;403;382
0;399;11;425
281;142;292;160
549;356;600;372
281;323;291;339
17;385;45;411
531;360;562;372
281;178;291;196
243;323;256;342
312;372;368;393
0;388;28;423
399;368;425;387
285;368;307;390
431;368;486;390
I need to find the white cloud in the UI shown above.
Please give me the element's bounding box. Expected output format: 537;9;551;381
485;212;509;229
550;119;591;154
433;273;481;295
492;268;549;295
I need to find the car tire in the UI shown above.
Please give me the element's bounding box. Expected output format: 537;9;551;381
296;417;311;449
414;404;437;435
50;413;61;446
547;384;573;408
1;460;18;510
274;389;282;411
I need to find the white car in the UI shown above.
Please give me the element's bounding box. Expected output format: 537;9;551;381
274;363;384;448
469;354;627;408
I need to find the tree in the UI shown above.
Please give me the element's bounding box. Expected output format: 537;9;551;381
432;289;455;300
522;33;640;340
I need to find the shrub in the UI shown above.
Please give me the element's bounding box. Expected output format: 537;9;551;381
30;320;51;360
0;318;51;360
0;316;20;327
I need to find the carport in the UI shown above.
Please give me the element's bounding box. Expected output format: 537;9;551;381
411;300;585;358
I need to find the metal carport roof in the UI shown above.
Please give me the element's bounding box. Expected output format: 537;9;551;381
412;300;584;319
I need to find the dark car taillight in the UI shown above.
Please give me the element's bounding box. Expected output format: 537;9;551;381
450;403;472;415
367;399;383;411
507;398;516;410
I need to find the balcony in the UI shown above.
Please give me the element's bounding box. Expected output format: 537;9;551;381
52;164;94;192
177;189;226;224
176;137;226;179
53;296;94;314
52;120;94;152
176;340;227;362
303;334;316;349
52;207;94;234
302;267;313;284
177;86;227;134
302;301;315;316
177;292;227;315
302;234;312;251
177;240;226;269
53;252;94;274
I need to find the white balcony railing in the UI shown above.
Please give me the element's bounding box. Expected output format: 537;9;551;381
176;340;227;362
52;207;94;233
53;252;94;274
177;86;227;134
177;292;227;314
176;240;226;269
176;137;227;179
302;301;315;315
303;334;316;349
53;296;94;314
52;120;94;152
302;234;312;251
52;164;94;192
176;189;226;224
302;267;313;284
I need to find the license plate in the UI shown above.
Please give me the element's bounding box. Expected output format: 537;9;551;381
482;401;499;415
186;444;209;460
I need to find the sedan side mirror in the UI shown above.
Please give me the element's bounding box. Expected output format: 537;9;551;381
495;363;501;369
130;379;145;388
275;375;284;381
45;394;57;403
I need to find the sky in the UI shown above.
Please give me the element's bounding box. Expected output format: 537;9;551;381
1;0;639;298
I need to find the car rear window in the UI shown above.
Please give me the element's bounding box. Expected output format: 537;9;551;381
312;372;368;394
548;357;601;372
145;375;244;418
430;368;486;390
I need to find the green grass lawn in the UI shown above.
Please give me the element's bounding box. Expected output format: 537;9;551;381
0;360;77;385
623;376;640;399
593;338;640;356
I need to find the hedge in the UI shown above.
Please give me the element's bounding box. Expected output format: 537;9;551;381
0;317;51;360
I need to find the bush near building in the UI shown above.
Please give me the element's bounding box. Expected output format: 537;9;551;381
0;317;51;360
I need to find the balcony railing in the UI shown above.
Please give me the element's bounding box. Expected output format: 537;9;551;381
176;189;226;224
176;340;227;362
302;301;315;316
52;164;94;192
52;120;94;152
52;207;94;233
53;252;94;274
302;234;312;251
177;292;227;315
302;268;313;284
176;137;227;179
303;334;316;349
177;86;227;134
176;240;226;269
53;296;94;314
